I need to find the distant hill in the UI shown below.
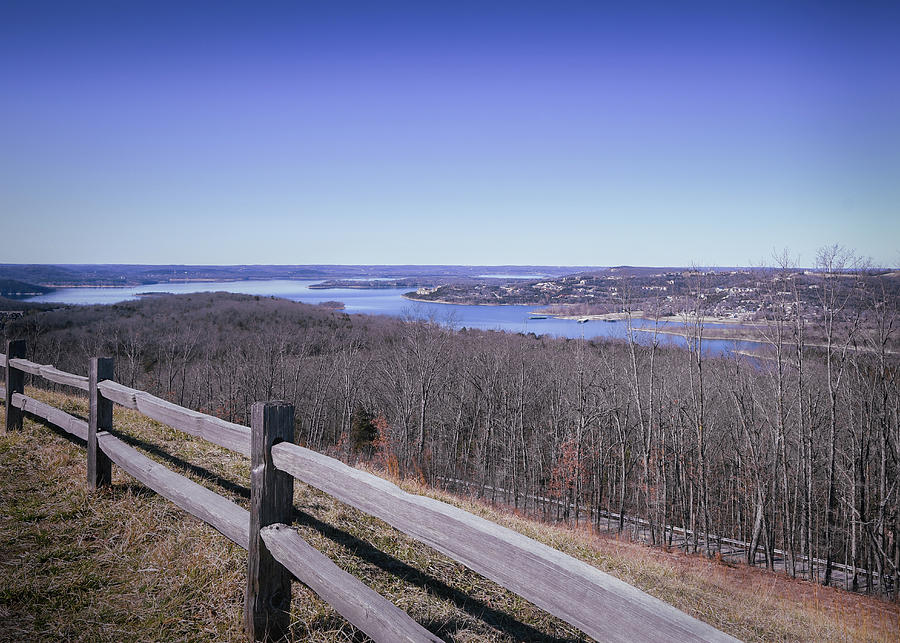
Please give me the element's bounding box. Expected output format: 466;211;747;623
0;265;88;285
0;264;592;287
0;279;55;298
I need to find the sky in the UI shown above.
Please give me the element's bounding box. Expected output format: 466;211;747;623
2;1;898;268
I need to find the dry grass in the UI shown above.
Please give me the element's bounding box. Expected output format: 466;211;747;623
386;478;900;642
2;387;898;642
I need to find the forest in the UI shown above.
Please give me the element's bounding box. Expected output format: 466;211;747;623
4;260;898;599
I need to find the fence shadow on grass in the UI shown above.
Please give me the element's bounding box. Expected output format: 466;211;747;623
107;427;579;642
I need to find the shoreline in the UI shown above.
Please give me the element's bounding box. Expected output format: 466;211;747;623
401;295;767;329
39;277;332;289
547;311;758;325
402;294;524;307
631;326;768;345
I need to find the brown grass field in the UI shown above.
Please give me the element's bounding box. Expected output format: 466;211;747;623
1;388;897;641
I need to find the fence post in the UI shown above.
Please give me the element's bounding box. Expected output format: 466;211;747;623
88;357;114;489
245;401;294;641
4;340;26;432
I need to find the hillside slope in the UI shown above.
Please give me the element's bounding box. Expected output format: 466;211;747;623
0;390;896;642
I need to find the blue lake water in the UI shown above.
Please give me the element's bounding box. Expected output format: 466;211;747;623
23;280;761;356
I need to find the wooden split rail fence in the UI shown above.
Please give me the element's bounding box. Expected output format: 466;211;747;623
1;340;738;642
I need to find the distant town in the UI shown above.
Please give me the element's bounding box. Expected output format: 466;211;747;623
406;265;900;329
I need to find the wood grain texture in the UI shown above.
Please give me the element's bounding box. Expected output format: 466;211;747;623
96;381;251;456
97;431;250;549
6;357;40;375
270;442;738;643
261;524;442;643
5;341;26;432
95;380;139;408
88;358;114;489
11;393;88;441
6;358;89;391
245;402;294;641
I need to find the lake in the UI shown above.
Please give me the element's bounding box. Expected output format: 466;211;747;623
22;280;761;356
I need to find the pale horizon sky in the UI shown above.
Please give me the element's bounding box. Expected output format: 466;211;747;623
2;1;898;269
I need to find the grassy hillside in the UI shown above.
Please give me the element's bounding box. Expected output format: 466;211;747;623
1;390;897;642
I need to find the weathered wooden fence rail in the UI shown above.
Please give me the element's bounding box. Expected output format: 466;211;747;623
1;341;737;642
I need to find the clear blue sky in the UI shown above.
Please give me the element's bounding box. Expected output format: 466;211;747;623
2;1;898;267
